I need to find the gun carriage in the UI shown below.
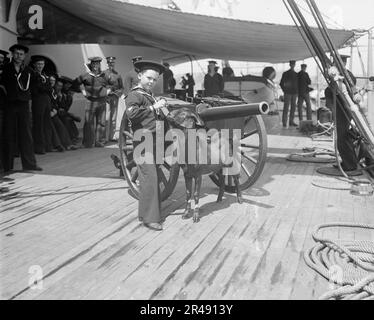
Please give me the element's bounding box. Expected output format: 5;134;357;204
118;96;270;200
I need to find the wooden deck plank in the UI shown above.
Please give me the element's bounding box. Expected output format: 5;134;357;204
1;130;373;300
1;176;119;226
288;173;338;300
149;159;285;300
198;160;303;299
1;179;135;299
12;183;189;299
247;164;317;299
354;197;374;241
252;166;319;299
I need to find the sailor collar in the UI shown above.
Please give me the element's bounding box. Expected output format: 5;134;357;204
132;86;155;99
87;71;105;78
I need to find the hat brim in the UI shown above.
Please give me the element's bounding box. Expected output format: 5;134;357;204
134;60;165;75
0;50;9;57
88;57;103;63
31;55;46;62
9;44;29;53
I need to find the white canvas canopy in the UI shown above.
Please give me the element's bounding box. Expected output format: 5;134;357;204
45;0;354;63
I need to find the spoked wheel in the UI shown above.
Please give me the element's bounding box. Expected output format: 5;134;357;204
210;115;267;193
118;114;180;201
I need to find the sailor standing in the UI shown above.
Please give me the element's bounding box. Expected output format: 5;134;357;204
104;56;124;141
74;57;110;148
280;60;299;127
1;44;42;172
125;60;167;231
31;55;54;154
297;63;313;121
204;60;224;97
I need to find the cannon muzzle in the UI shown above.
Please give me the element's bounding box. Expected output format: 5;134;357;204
197;102;269;121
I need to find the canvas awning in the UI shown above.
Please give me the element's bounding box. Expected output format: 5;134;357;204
32;0;355;63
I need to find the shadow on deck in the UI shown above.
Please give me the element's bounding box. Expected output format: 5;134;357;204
1;115;373;300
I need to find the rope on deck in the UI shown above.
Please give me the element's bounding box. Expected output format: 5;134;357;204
310;121;334;141
286;147;336;163
304;223;374;300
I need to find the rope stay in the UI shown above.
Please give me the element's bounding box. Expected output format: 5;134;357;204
284;0;374;300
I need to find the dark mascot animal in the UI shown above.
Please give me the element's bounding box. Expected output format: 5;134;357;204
166;107;243;223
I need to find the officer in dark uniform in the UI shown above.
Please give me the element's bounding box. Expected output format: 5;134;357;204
297;63;312;121
1;44;42;172
204;60;224;97
104;56;124;141
280;60;299;127
163;62;175;94
125;60;167;231
31;55;54;154
74;56;110;148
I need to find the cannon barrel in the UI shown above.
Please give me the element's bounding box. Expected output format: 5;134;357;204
197;102;269;121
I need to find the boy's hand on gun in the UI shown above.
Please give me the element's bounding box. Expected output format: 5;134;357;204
153;98;169;116
153;98;167;110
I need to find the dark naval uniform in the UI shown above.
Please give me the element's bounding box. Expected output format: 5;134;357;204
125;86;162;224
204;73;224;97
1;62;38;171
280;65;299;126
123;70;139;95
297;67;312;121
103;68;124;141
325;69;358;170
58;88;79;144
31;71;54;153
50;89;73;149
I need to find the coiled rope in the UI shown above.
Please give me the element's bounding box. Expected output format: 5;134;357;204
287;147;336;163
304;223;374;300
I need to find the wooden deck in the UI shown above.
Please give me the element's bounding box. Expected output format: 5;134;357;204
1;115;373;300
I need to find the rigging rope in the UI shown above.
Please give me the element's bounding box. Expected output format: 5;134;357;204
285;1;374;300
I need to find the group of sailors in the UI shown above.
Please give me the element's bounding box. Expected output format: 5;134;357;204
280;60;313;127
0;44;125;174
2;42;372;229
0;44;235;177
